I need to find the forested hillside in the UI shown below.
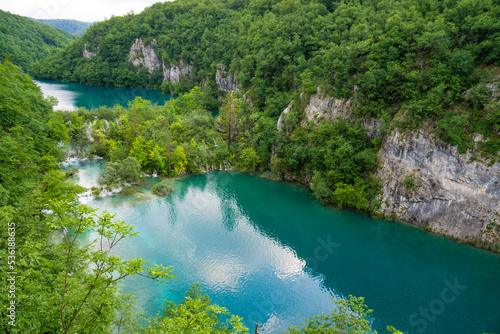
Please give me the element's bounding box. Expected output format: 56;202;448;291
1;0;498;331
29;18;92;36
30;0;500;113
30;0;500;213
0;10;75;69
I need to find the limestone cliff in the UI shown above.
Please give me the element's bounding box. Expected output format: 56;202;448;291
162;59;193;83
277;89;383;139
82;42;97;58
127;38;193;82
128;38;161;73
277;101;293;132
276;88;500;249
216;64;239;93
375;125;500;247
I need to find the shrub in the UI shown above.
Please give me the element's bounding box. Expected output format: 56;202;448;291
332;179;369;210
99;156;141;188
121;185;139;195
311;172;333;205
151;182;173;197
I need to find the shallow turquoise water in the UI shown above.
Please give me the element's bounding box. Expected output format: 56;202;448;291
72;160;500;333
34;79;174;110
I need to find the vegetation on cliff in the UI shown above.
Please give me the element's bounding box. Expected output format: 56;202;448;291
29;0;500;209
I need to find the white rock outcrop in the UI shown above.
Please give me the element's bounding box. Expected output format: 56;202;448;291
128;38;161;73
277;89;383;138
277;101;293;132
82;42;97;58
376;127;500;245
303;92;354;124
216;63;239;93
162;59;193;83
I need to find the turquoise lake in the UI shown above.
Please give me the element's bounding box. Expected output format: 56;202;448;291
69;159;500;334
34;79;174;110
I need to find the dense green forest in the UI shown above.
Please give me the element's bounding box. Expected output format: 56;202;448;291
30;0;500;115
60;87;379;210
0;10;76;69
2;0;500;330
29;18;93;36
30;0;500;210
0;57;405;333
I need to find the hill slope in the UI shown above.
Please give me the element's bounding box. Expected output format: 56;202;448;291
29;18;92;36
29;0;500;249
0;10;76;69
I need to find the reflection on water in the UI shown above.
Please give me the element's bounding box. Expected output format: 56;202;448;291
70;160;500;333
34;79;174;110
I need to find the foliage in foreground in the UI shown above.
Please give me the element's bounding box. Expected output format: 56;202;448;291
143;285;248;334
284;296;403;334
0;60;243;333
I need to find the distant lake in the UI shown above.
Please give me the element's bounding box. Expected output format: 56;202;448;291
34;79;174;110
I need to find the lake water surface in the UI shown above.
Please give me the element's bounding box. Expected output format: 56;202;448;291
70;159;500;334
34;79;174;110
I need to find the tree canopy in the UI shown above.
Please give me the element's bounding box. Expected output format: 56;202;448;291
0;10;75;69
29;18;92;36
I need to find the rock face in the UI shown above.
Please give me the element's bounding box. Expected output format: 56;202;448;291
216;64;239;93
277;101;293;132
276;86;500;249
127;38;193;82
303;92;354;124
128;38;161;73
82;42;97;58
376;127;500;246
277;89;383;138
162;59;193;83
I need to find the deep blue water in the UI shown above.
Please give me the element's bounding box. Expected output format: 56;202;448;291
34;79;174;110
71;160;500;334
